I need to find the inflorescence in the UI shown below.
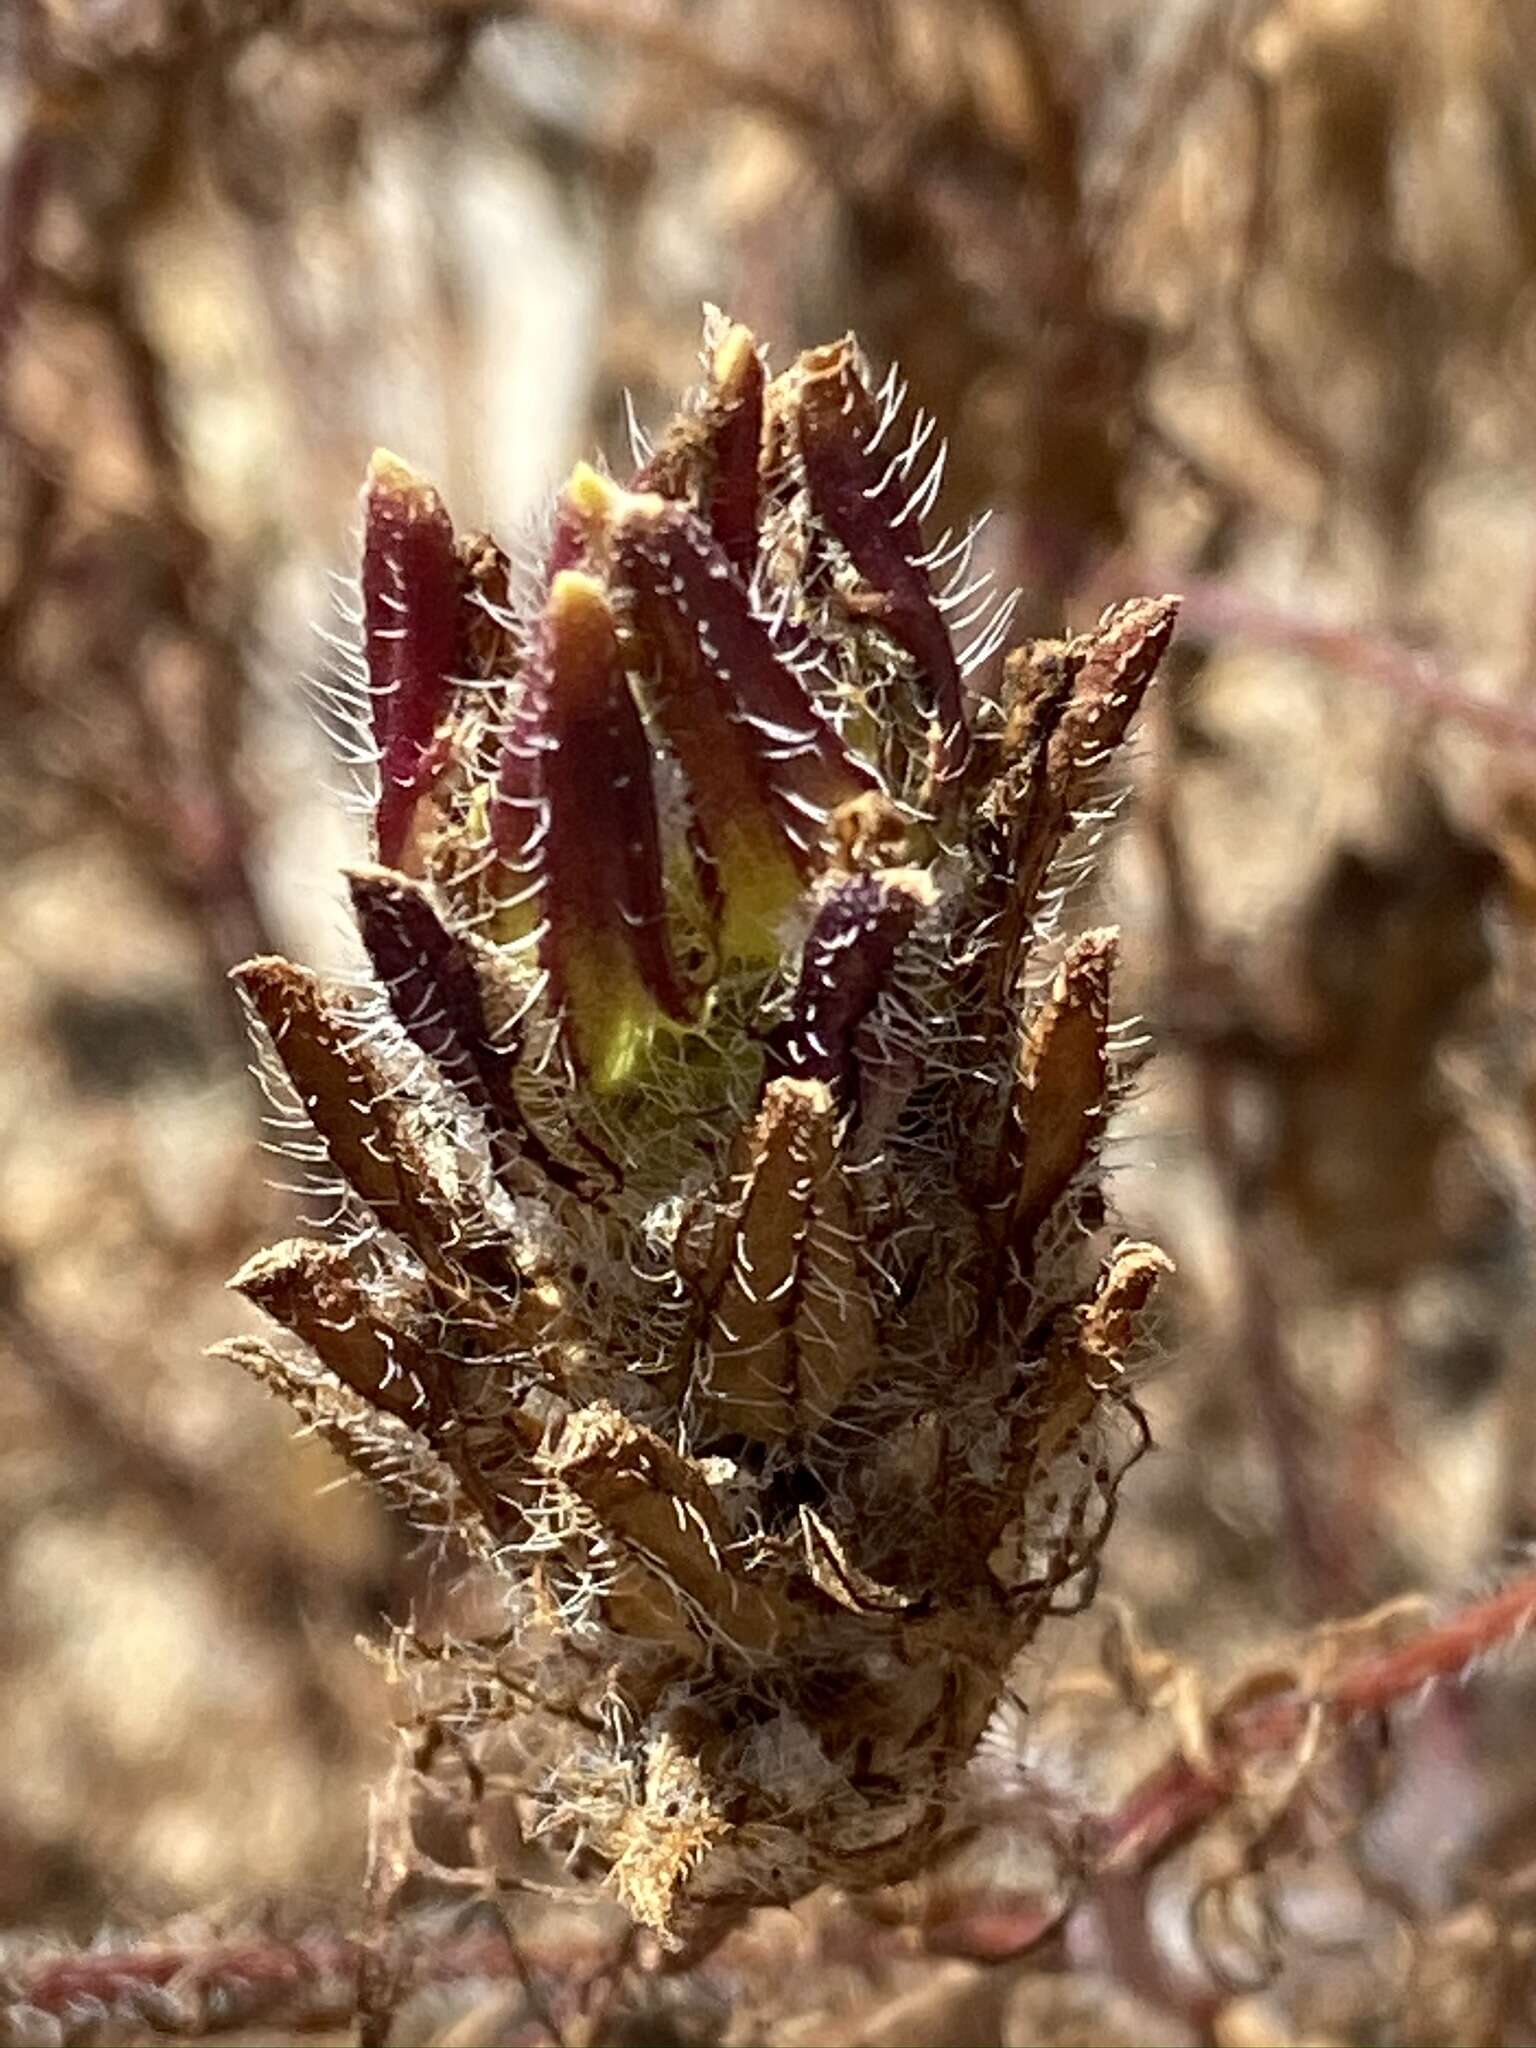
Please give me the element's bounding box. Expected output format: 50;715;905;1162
222;311;1178;1946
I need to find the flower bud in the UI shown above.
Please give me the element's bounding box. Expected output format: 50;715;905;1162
361;449;463;871
494;566;695;1090
782;340;969;785
575;467;875;964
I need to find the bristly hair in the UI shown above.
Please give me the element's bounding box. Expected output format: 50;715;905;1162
224;311;1179;1949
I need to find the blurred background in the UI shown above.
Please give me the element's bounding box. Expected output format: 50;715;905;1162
5;0;1536;2040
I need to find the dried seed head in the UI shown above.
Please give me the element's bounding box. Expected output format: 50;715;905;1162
608;1734;729;1934
999;927;1118;1265
232;1237;443;1424
692;1074;882;1444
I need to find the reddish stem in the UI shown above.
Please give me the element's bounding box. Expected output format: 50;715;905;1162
949;1569;1536;1960
1089;1573;1536;1883
1158;573;1536;748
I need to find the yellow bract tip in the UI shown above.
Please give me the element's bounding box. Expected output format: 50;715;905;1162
566;462;671;535
545;570;619;710
711;322;758;398
548;567;610;623
565;461;621;528
365;447;439;509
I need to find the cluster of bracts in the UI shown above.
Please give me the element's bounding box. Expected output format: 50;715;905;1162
223;314;1177;1943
